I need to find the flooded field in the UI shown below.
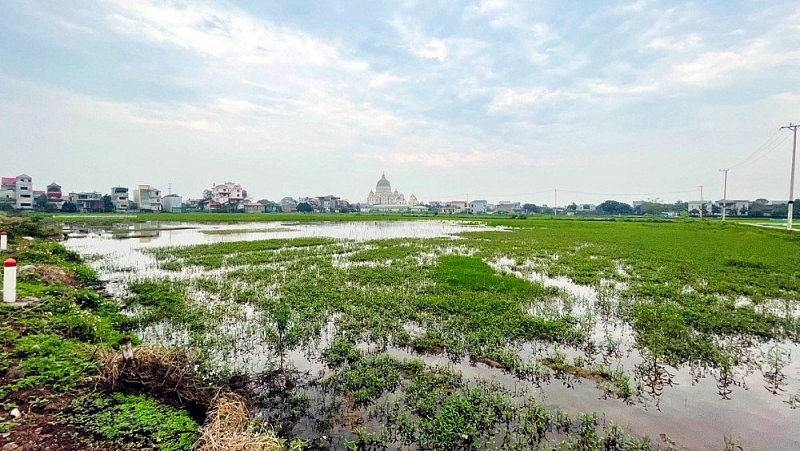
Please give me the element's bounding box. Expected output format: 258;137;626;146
64;219;800;450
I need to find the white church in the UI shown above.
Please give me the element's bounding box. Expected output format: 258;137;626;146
367;173;419;206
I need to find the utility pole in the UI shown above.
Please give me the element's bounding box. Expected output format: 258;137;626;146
554;189;558;216
720;169;729;221
698;185;704;219
781;124;799;230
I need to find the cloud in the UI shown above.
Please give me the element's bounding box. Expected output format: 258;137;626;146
488;87;563;111
390;16;448;62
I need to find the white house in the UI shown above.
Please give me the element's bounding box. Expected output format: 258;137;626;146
687;201;711;215
212;182;245;208
14;174;33;210
161;194;183;213
133;184;162;212
469;200;488;214
111;187;129;211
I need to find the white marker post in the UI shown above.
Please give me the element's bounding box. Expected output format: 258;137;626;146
4;258;16;304
0;232;7;251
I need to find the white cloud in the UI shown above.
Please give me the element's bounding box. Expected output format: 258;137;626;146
488;87;562;111
391;16;449;62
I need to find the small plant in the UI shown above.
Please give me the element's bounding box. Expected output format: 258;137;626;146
265;300;301;373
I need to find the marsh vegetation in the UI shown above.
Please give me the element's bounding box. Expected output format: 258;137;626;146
65;218;800;449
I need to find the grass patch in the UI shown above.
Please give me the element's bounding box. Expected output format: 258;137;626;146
64;392;201;451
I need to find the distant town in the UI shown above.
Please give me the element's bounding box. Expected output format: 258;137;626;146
0;173;795;218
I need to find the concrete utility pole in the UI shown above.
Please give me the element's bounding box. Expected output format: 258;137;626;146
720;169;729;221
782;124;799;230
698;185;704;218
554;189;558;216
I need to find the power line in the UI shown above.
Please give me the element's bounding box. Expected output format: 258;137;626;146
728;130;787;170
732;134;789;170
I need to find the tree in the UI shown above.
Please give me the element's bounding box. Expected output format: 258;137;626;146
265;301;301;374
567;202;578;211
597;200;633;216
522;203;540;214
202;189;213;200
34;194;49;211
297;202;313;213
102;194;114;212
61;202;78;213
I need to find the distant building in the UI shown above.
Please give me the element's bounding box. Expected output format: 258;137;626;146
316;195;341;213
577;204;596;212
111;187;129;212
133;185;162;212
161;194;183;213
46;182;62;200
212;182;245;208
257;200;282;212
469;200;488;214
1;177;15;192
280;197;297;213
242;200;265;213
440;201;468;215
718;199;750;216
367;173;408;206
68;192;104;213
687;201;711;216
494;201;522;214
370;204;428;214
14;174;33;210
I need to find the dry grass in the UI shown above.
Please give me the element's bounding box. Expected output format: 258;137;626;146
97;345;215;415
196;393;284;451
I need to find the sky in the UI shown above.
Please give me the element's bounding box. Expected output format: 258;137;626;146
0;0;799;206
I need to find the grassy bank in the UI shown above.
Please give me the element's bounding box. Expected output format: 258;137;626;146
0;214;291;450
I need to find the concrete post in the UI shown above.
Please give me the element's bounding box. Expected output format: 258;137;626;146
0;232;7;251
4;258;16;303
119;337;134;361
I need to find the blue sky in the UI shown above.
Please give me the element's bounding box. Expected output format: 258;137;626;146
1;0;798;205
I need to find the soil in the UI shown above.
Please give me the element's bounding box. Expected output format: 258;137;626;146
0;386;109;451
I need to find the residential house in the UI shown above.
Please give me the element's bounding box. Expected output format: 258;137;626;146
161;194;183;213
111;187;129;211
133;184;162;212
316;195;341;213
242;200;265;213
68;192;104;213
577;204;596;212
212;182;245;209
1;178;15;192
687;201;711;216
257;200;282;212
14;175;33;210
440;201;468;215
469;200;488;214
44;182;67;209
718;200;750;216
494;201;522;214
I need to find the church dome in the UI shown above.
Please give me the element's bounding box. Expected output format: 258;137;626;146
376;173;391;189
